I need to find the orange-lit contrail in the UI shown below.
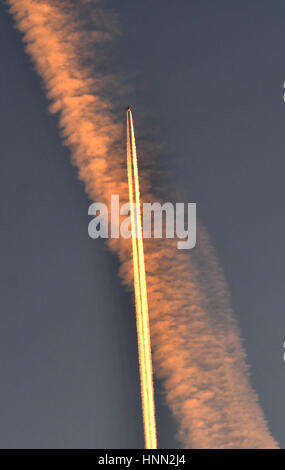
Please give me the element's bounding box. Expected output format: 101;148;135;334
7;0;279;449
126;108;157;449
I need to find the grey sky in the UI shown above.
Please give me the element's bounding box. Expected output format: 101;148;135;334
0;0;284;448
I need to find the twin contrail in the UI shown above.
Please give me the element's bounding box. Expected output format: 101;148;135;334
6;0;278;448
126;108;157;449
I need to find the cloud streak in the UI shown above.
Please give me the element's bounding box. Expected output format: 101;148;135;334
7;0;278;448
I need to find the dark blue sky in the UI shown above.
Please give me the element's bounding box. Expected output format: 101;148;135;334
0;0;285;448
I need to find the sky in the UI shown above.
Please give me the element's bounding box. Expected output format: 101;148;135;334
0;0;285;448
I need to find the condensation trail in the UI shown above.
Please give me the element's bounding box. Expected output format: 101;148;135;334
126;108;157;449
6;0;279;448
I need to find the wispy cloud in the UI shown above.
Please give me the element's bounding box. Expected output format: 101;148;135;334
7;0;278;448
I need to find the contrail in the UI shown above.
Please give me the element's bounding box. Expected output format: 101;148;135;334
6;0;278;448
126;108;157;449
